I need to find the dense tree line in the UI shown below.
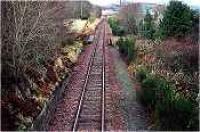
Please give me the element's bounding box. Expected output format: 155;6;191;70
139;1;199;41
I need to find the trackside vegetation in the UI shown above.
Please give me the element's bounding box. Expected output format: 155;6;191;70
109;0;199;130
116;36;136;63
136;67;198;130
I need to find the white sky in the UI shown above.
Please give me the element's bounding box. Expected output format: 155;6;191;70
87;0;200;7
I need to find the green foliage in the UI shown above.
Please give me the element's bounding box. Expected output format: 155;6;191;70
140;75;158;107
156;94;196;130
108;17;125;36
35;54;45;65
117;36;136;62
136;68;198;130
139;10;155;40
138;20;143;35
153;28;164;41
136;67;149;82
159;1;194;38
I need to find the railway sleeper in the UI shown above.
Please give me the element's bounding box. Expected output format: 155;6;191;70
84;96;102;101
79;115;101;123
90;69;103;73
87;80;102;86
81;104;101;112
77;122;101;130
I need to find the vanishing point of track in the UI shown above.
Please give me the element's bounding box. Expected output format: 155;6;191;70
72;19;106;131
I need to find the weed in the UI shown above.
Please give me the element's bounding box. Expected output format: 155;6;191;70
136;67;198;130
117;36;136;63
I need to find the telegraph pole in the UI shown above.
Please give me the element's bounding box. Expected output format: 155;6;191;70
80;0;82;18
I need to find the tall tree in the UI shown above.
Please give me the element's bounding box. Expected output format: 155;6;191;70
159;1;194;38
142;10;155;39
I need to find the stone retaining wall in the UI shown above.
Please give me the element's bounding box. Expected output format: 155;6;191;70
30;75;71;131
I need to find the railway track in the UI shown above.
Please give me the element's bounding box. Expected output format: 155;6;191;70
72;19;106;131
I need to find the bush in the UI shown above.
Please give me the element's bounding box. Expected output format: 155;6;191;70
117;36;136;62
136;68;198;130
108;17;125;36
136;67;149;82
140;75;158;107
159;1;195;38
139;10;155;40
156;94;195;130
158;39;199;75
115;26;126;36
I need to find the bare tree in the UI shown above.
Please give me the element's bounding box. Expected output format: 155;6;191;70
119;3;141;34
2;1;67;83
1;1;68;130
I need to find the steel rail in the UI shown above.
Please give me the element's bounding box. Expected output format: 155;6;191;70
101;19;106;132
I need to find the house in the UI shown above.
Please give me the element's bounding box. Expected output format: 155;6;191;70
119;2;166;25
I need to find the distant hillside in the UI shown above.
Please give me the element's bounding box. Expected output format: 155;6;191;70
65;1;102;19
130;2;165;15
191;5;200;10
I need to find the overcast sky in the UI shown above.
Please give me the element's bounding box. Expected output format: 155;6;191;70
87;0;200;7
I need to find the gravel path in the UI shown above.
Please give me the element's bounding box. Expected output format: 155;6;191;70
110;46;150;131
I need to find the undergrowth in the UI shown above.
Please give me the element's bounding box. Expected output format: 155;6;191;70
108;17;125;36
116;36;136;63
136;67;199;130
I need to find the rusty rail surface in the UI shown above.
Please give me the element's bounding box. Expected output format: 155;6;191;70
72;19;106;131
